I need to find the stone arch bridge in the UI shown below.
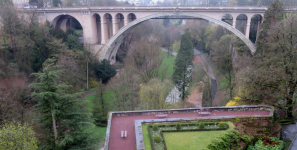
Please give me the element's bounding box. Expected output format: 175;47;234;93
37;7;268;63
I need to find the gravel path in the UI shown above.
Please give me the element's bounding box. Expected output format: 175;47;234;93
109;111;270;150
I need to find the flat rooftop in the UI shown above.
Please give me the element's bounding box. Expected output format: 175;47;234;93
104;106;273;150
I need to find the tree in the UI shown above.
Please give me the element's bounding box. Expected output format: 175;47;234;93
125;37;167;83
29;63;99;149
163;17;170;27
0;5;21;61
211;34;236;100
93;80;108;126
172;40;180;53
242;13;297;118
110;70;140;111
139;78;173;110
202;77;212;107
172;29;194;103
65;34;83;51
164;30;171;58
0;121;38;150
93;59;116;83
0;0;13;6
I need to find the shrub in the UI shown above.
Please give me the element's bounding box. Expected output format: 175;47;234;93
207;130;240;150
199;122;205;129
153;124;158;131
176;123;181;130
0;121;38;149
154;135;161;143
234;118;240;123
218;122;226;128
247;137;284;150
89;79;98;88
241;135;251;144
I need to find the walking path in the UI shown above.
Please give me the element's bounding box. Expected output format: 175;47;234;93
282;123;297;150
109;110;270;150
289;134;297;150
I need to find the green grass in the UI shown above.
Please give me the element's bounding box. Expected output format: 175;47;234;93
84;87;98;93
159;50;176;80
143;122;234;150
74;30;83;34
163;130;227;150
142;124;152;150
85;88;113;109
84;88;113;147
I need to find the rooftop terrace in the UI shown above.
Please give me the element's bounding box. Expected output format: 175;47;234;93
104;105;274;150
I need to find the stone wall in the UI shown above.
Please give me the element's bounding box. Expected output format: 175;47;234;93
111;105;273;117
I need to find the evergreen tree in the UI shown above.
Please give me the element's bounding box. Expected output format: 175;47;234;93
93;80;108;126
93;59;117;83
172;29;194;103
66;34;83;51
162;17;170;27
29;62;99;149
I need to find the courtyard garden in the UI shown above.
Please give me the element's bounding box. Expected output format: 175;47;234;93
142;116;284;150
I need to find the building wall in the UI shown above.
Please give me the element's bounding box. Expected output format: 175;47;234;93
12;0;29;5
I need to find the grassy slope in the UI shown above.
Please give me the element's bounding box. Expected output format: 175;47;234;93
159;50;176;80
85;88;113;145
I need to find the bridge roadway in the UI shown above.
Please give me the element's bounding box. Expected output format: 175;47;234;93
108;110;270;150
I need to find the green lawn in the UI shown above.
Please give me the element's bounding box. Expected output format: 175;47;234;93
74;30;83;34
85;88;113;109
142;124;152;150
163;130;226;150
143;122;234;150
84;87;98;93
84;88;113;146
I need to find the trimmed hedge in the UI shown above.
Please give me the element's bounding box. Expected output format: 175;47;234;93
153;124;158;131
154;135;161;143
199;122;205;129
218;122;225;128
176;123;181;130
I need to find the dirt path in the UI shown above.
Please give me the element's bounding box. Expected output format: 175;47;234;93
186;55;203;107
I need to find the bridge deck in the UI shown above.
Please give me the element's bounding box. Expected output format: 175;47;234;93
109;110;270;150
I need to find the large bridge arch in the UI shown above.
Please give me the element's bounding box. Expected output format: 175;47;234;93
98;12;256;62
